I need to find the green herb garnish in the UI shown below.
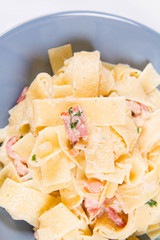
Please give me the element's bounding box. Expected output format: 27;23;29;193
70;120;79;129
74;111;82;117
145;199;157;207
7;194;9;197
68;107;73;115
71;143;76;149
32;154;37;161
20;136;23;139
137;127;140;133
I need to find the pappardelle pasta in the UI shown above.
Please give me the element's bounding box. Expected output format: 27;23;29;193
1;44;160;240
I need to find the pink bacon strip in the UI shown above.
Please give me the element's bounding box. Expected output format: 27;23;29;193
61;105;88;145
103;196;122;213
84;195;126;227
106;206;126;227
83;180;104;193
84;198;101;220
16;86;28;104
6;136;29;176
84;198;100;209
126;100;150;117
14;158;29;176
126;100;141;116
87;207;101;220
6;136;20;159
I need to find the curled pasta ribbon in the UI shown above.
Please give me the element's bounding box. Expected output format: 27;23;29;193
38;73;53;96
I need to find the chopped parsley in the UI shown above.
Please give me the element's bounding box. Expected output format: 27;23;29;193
145;199;157;207
68;107;73;115
20;136;23;139
71;143;76;149
68;106;82;129
137;127;140;133
68;107;82;117
32;154;37;161
70;120;79;129
74;111;82;117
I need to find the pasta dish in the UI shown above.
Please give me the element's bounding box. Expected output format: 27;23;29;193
0;44;160;240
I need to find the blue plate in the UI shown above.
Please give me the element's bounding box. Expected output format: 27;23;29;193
0;11;160;240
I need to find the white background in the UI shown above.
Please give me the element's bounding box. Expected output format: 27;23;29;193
0;0;160;35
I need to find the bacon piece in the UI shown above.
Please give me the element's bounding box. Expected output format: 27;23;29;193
84;196;126;226
14;158;29;176
104;196;122;213
83;180;103;193
87;207;100;220
133;105;151;127
72;106;88;141
16;86;28;104
126;100;151;117
6;136;29;176
105;206;126;227
61;105;88;144
84;198;100;209
126;100;151;128
97;205;106;218
126;100;141;116
84;198;101;220
6;136;20;160
61;111;80;144
139;102;148;112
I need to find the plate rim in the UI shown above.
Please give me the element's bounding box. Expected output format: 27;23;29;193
0;10;160;40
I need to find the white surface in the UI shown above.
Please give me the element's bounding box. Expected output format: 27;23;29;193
0;0;160;35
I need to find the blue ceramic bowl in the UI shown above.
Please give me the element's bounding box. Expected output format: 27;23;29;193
0;11;160;240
